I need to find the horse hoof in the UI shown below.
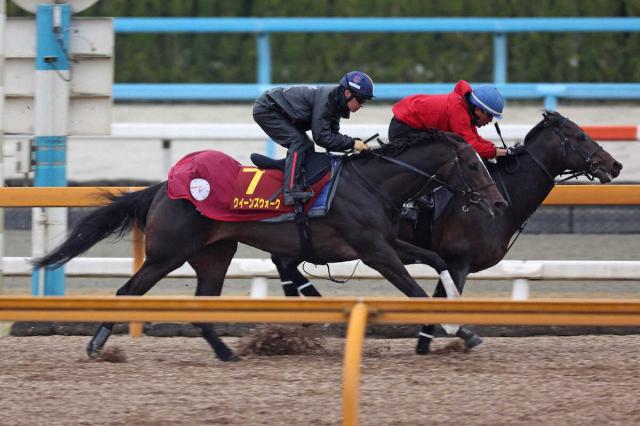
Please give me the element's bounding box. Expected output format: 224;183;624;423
463;334;484;349
218;352;241;362
455;327;483;349
415;341;431;355
86;346;101;359
224;354;241;362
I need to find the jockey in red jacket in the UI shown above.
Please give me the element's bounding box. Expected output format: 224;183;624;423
389;80;507;159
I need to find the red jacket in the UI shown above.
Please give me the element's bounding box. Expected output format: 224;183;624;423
392;80;497;159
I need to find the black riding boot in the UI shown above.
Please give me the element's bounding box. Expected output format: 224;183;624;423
283;150;313;206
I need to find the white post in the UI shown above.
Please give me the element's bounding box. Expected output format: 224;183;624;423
512;278;530;300
250;276;269;298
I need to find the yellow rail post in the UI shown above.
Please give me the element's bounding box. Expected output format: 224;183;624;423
343;301;369;426
129;225;145;338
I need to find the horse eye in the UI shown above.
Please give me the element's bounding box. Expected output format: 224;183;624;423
577;133;586;141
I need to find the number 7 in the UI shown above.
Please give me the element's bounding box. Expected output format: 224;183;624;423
242;168;265;195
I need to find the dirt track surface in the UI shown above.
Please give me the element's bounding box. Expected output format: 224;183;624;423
1;335;639;425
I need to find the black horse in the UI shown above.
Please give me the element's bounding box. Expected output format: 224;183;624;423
271;111;623;352
34;129;507;361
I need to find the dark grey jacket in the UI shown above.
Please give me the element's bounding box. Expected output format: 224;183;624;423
256;85;355;152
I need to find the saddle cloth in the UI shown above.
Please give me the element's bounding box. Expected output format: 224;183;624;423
167;150;332;222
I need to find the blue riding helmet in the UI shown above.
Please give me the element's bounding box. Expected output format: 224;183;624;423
339;71;374;101
470;85;504;120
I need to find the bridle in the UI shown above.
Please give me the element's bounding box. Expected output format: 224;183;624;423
348;142;497;213
524;117;605;184
502;115;607;253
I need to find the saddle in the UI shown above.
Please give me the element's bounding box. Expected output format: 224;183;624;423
251;151;339;263
250;150;333;187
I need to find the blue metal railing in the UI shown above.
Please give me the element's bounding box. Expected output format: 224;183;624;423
113;17;640;109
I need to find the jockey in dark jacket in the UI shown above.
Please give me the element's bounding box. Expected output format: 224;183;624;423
253;71;374;206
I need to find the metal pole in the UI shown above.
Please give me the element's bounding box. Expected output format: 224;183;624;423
256;33;274;157
0;0;5;294
493;33;507;84
129;225;144;338
256;33;271;87
31;3;71;295
343;302;368;426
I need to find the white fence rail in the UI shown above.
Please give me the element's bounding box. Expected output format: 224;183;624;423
109;123;535;141
5;123;639;182
5;257;640;280
1;123;570;143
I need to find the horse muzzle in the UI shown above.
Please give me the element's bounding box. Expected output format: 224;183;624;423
593;160;622;183
467;197;507;219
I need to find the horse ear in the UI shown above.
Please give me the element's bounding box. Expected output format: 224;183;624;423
376;137;387;147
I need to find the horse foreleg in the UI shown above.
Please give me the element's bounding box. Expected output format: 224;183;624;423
355;238;431;301
271;254;322;297
418;265;482;353
391;240;482;352
189;240;239;362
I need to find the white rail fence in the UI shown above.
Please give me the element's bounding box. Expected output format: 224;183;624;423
0;123;537;141
4;122;533;170
8;257;639;299
5;258;640;280
4;123;639;181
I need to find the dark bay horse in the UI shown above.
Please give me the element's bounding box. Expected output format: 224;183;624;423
272;111;623;353
34;130;507;361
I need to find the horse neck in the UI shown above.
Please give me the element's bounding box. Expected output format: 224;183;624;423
357;144;452;207
501;146;558;225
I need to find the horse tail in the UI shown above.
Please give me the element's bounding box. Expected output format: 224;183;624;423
32;183;164;269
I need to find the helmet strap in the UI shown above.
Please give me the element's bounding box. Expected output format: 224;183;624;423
343;88;358;105
466;95;480;126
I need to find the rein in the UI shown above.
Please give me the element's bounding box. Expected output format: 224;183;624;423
523;117;605;185
350;144;492;210
347;159;400;214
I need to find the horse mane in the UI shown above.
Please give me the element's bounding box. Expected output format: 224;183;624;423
522;110;568;145
360;128;456;161
504;110;569;158
493;110;568;168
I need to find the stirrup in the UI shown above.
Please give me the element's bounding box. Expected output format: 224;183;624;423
284;191;313;206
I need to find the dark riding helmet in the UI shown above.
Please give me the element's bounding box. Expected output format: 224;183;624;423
339;71;374;103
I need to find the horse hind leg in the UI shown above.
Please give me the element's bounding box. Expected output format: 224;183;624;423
87;248;202;358
271;254;322;297
188;240;239;362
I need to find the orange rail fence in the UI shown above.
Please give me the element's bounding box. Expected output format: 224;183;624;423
2;184;640;334
2;185;639;207
2;296;640;426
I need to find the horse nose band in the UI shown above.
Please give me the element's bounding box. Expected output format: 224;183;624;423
555;126;606;182
453;146;499;212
